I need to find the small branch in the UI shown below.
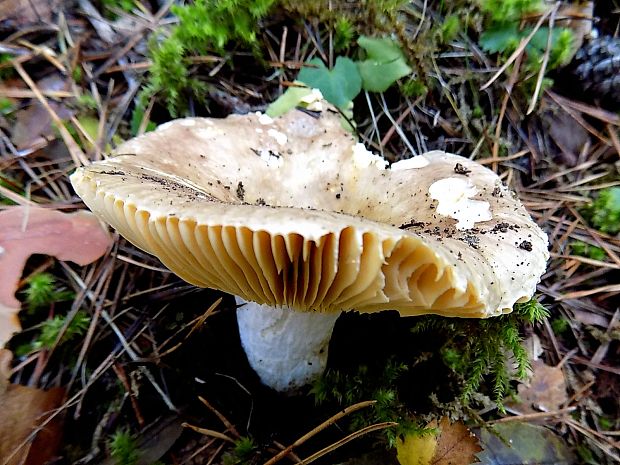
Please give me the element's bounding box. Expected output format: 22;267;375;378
13;61;88;167
199;396;240;439
263;400;377;465
481;7;554;91
527;2;561;115
299;422;398;465
181;423;236;443
488;406;577;424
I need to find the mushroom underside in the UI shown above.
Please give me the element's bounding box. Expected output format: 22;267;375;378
69;107;549;392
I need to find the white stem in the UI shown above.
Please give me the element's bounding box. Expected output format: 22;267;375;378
235;297;341;392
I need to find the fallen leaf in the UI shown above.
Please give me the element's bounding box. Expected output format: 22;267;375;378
507;359;568;415
0;350;65;465
397;429;436;465
0;206;111;346
397;417;482;465
11;74;74;152
475;423;576;465
0;0;60;25
540;99;589;166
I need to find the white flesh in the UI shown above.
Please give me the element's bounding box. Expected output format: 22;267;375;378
236;297;341;392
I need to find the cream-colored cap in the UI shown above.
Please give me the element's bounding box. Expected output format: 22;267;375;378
70;108;548;318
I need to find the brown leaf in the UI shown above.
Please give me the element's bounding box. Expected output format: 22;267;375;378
0;206;112;346
0;349;65;465
508;359;568;414
0;0;60;25
397;418;482;465
11;74;74;152
432;417;482;465
0;383;65;465
540;99;589;166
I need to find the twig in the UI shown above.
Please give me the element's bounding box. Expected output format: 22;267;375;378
379;93;417;156
100;309;178;411
263;400;377;465
481;7;554;91
199;396;240;439
0;185;37;205
12;61;88;167
491;52;523;172
488;406;577;424
527;2;561;114
364;91;383;157
112;362;145;427
182;423;236;443
298;422;398;465
566;418;620;462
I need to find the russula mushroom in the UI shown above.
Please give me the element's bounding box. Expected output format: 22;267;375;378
70;105;549;391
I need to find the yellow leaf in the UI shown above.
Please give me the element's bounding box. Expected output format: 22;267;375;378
396;418;482;465
396;422;438;465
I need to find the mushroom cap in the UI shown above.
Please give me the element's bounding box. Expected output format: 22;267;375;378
70;108;548;318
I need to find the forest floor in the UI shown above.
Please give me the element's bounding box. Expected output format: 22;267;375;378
0;1;618;464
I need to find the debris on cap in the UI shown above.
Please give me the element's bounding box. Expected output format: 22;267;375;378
70;107;549;319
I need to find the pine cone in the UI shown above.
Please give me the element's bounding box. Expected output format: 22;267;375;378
570;36;620;104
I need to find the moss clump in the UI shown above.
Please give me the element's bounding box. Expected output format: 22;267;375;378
23;272;75;312
581;187;620;235
143;0;276;116
222;436;256;465
570;241;607;261
108;428;139;465
312;359;431;447
311;298;548;449
412;299;549;408
478;0;575;73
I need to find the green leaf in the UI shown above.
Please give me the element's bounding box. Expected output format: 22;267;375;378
356;36;412;92
475;423;576;465
479;24;521;54
297;57;361;108
265;86;313;117
130;105;157;136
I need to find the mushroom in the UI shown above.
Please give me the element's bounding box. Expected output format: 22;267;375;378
70;105;549;392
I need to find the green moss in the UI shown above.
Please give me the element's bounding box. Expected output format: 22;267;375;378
34;311;90;351
570;241;607;261
311;359;426;447
478;0;575;85
400;78;428;98
0;53;15;80
334;16;356;52
143;0;276;116
101;0;135;19
440;15;461;44
551;317;570;336
223;436;256;465
75;93;98;111
0;96;14;115
23;273;74;312
581;187;620;235
479;0;542;24
412;299;548;409
108;428;139;465
312;298;549;447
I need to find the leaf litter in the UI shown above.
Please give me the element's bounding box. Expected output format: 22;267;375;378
0;0;618;464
